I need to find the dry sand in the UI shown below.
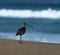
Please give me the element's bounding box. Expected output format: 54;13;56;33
0;38;60;55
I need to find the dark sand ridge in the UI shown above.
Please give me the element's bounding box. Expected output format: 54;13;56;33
0;38;60;55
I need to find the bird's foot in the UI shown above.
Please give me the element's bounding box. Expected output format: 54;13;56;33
18;40;23;43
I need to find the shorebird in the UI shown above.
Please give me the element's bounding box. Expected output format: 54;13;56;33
16;22;33;41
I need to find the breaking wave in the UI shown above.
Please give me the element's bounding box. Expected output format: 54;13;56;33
0;8;60;19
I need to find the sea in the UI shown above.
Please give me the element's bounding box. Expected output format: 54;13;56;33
0;4;60;43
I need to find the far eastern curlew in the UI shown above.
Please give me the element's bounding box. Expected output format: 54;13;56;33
16;22;33;41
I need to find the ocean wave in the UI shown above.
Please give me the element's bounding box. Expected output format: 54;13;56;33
0;8;60;19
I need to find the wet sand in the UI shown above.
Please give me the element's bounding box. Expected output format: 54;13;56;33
0;38;60;55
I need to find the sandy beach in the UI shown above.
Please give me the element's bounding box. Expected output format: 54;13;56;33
0;38;60;55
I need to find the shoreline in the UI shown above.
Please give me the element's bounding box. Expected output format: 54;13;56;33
0;38;60;55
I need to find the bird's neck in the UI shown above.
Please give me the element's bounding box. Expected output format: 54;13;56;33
22;25;26;28
22;24;26;27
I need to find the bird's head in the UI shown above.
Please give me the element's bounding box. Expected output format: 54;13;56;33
22;22;33;29
22;22;26;27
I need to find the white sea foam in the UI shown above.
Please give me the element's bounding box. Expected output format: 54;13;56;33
0;32;60;43
0;8;60;19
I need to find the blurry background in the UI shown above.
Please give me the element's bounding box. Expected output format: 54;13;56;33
0;0;60;43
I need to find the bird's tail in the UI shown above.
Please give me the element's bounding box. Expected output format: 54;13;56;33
16;33;18;36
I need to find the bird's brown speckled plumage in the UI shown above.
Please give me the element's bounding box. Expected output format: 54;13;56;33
16;22;26;40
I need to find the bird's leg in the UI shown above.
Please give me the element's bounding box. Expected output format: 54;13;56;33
20;35;22;41
19;35;22;43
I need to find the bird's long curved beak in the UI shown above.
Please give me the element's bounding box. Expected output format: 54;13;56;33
26;23;33;29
